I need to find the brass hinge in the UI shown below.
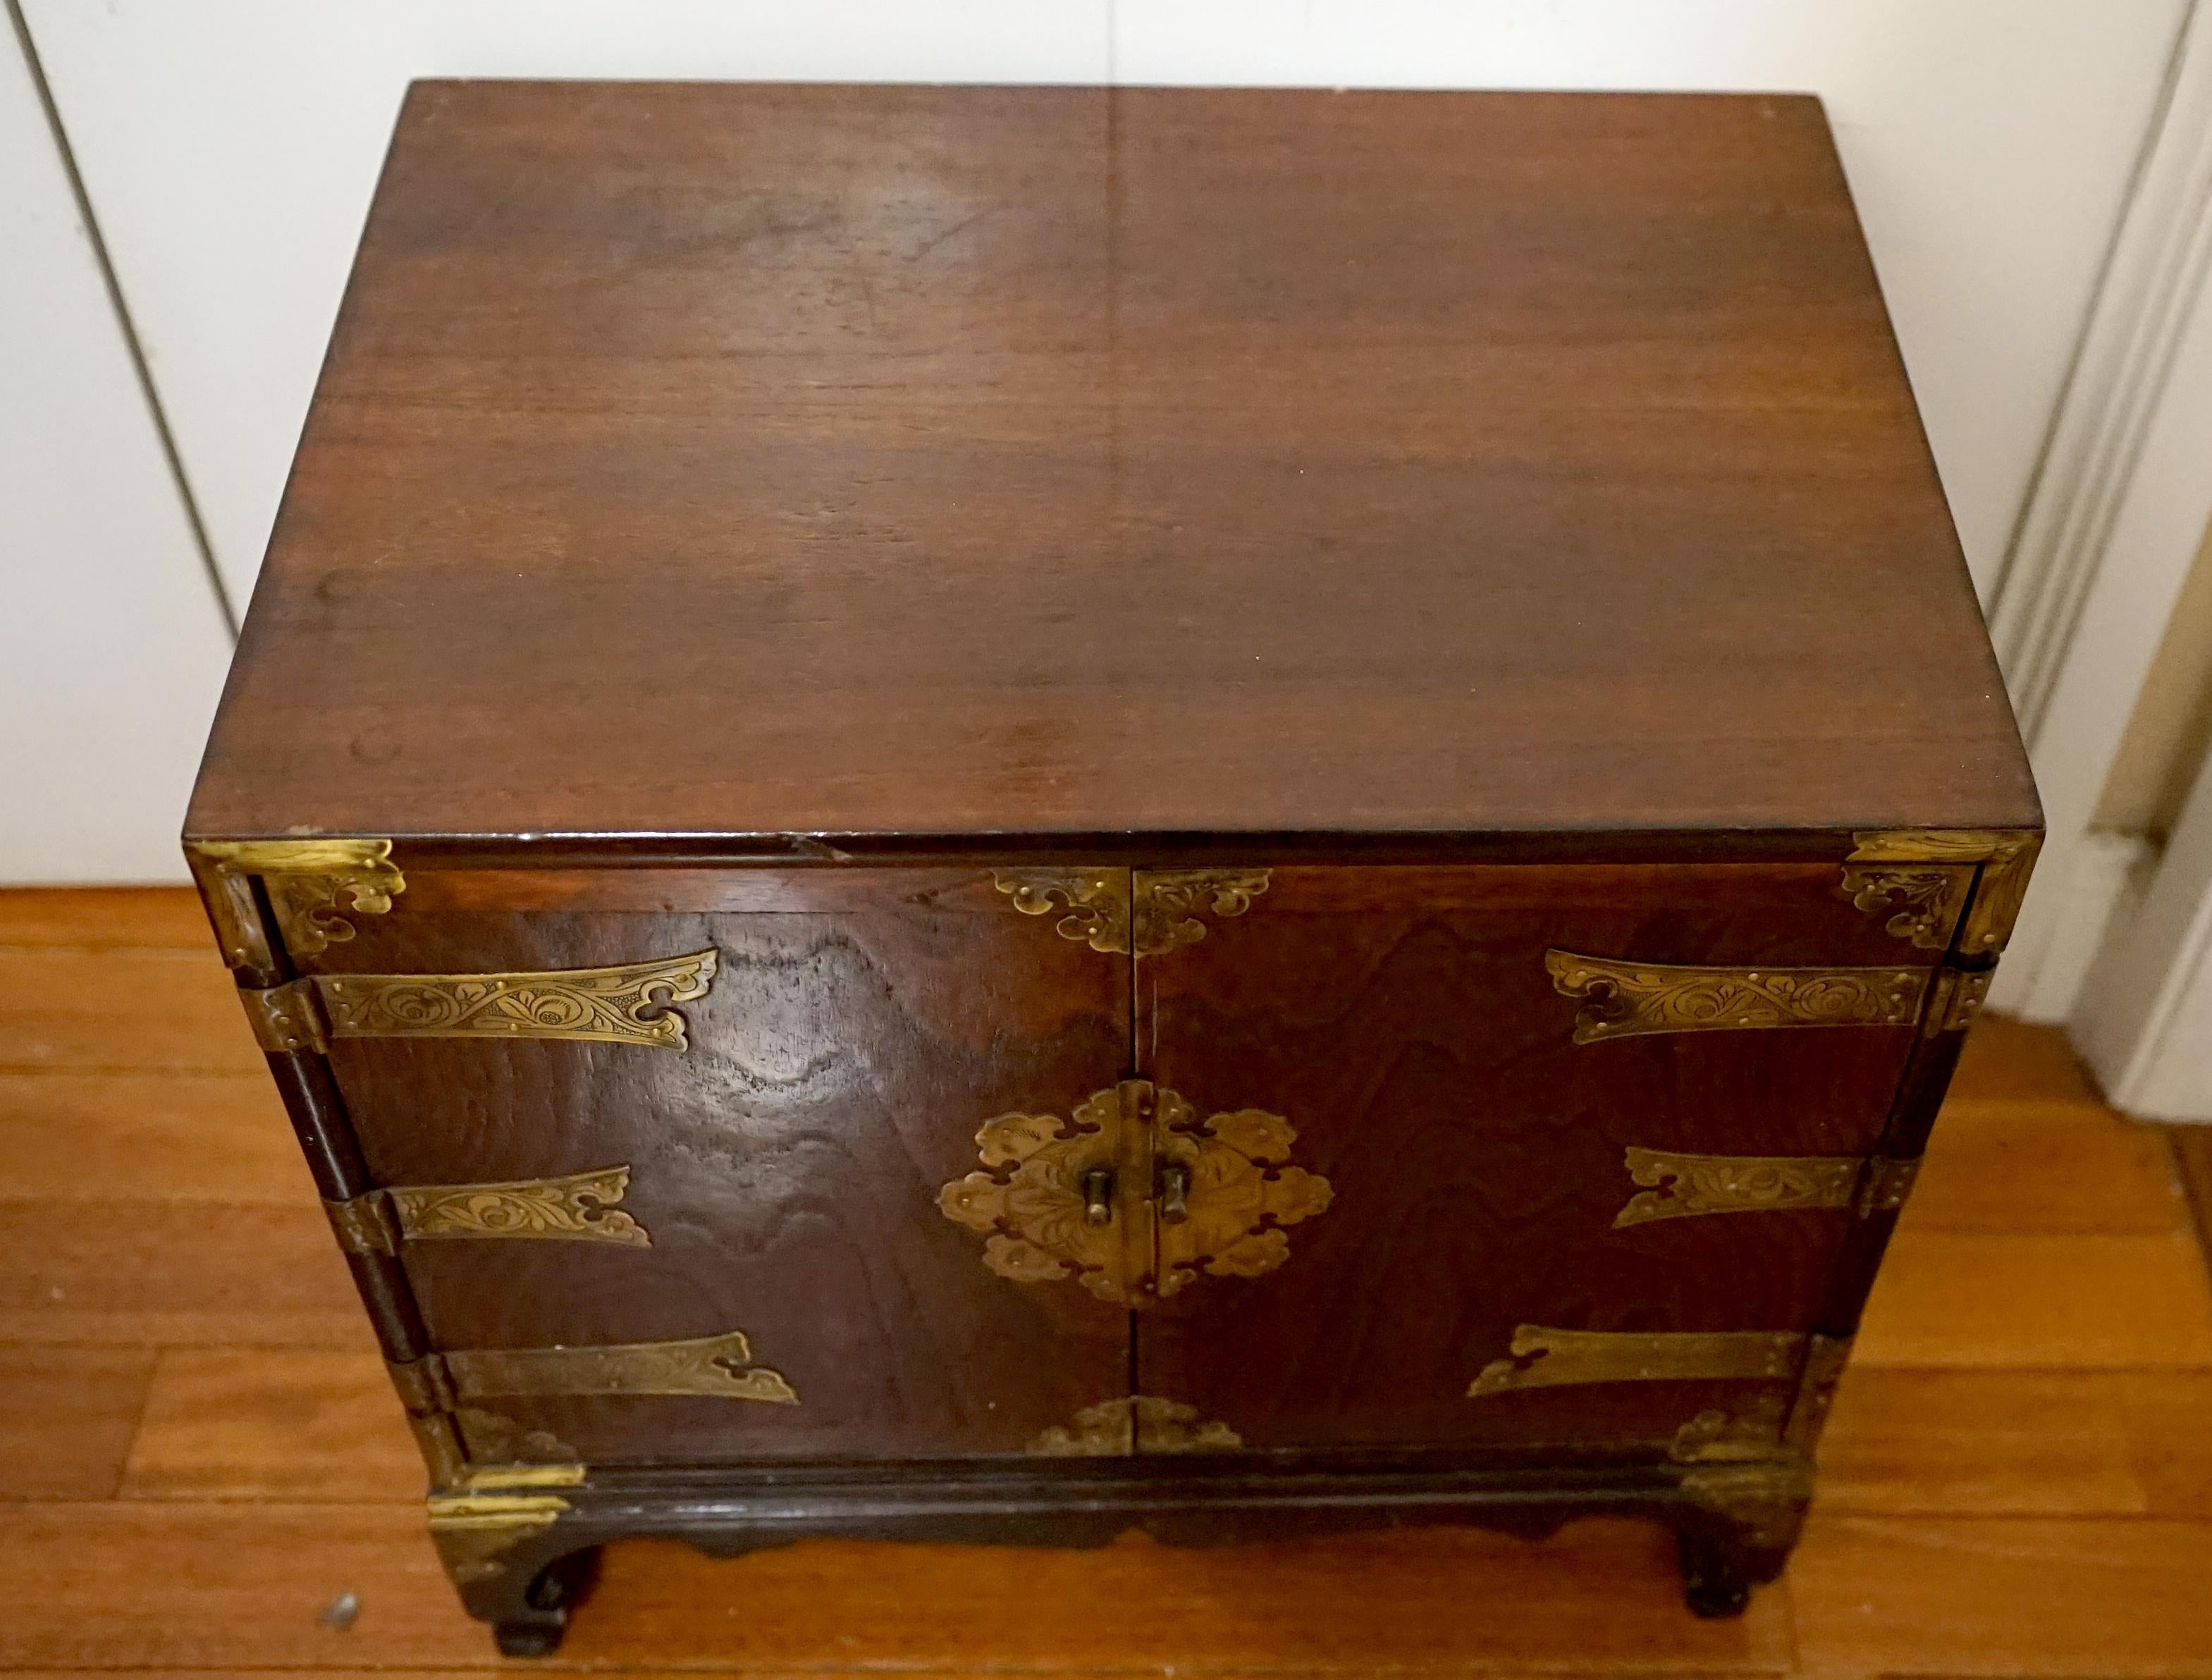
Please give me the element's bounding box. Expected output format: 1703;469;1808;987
1547;951;1928;1043
324;1166;649;1255
938;1079;1331;1305
1855;1155;1922;1216
1924;966;1994;1037
238;977;330;1054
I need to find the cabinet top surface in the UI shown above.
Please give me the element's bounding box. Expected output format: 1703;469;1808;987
190;82;2038;847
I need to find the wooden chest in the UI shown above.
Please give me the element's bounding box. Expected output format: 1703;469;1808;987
186;83;2040;1654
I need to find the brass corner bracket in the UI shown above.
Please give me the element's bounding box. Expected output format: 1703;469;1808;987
938;1079;1329;1304
1847;830;2041;956
192;837;405;963
426;1464;587;1586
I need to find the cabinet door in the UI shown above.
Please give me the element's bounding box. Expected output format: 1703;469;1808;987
303;865;1130;1465
1129;863;1953;1459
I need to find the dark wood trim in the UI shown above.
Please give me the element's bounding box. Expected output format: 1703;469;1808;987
448;1455;1806;1653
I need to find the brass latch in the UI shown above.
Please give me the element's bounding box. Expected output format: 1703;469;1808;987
938;1080;1332;1304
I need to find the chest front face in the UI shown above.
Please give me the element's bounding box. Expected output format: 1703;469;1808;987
199;836;2027;1472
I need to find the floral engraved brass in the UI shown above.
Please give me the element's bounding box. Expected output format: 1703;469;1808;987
1838;860;1974;949
392;1166;649;1247
1028;1395;1246;1457
938;1087;1145;1302
193;838;405;957
993;869;1131;953
1544;950;1927;1043
1615;1147;1863;1228
442;1328;797;1405
1468;1326;1805;1398
938;1080;1330;1304
314;950;718;1050
1154;1089;1332;1297
1848;829;2041;955
1133;869;1270;956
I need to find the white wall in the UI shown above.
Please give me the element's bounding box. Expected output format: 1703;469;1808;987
19;0;2189;610
0;13;233;883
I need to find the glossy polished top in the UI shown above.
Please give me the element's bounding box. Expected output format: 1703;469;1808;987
190;82;2039;848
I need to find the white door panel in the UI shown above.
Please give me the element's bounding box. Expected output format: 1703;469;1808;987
0;19;233;883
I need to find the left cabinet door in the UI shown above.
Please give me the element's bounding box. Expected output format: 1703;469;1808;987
293;863;1133;1465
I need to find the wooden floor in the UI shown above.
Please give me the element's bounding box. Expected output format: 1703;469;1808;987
4;887;2212;1674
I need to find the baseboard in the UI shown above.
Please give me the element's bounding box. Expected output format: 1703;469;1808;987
1989;830;2154;1022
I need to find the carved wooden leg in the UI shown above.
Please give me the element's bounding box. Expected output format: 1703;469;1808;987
487;1546;601;1657
1677;1527;1753;1618
1673;1458;1812;1619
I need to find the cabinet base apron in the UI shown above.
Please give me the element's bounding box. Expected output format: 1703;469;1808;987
434;1457;1813;1655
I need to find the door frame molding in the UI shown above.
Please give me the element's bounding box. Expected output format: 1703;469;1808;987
1986;0;2212;1041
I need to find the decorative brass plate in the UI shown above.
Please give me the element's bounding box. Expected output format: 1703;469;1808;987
1838;860;1974;950
326;1168;649;1253
443;1328;796;1405
316;950;718;1050
938;1087;1146;1302
1154;1089;1332;1298
1615;1147;1862;1228
993;869;1131;953
1028;1395;1246;1457
1848;829;2041;955
1132;870;1271;956
992;867;1272;957
1545;950;1927;1043
938;1080;1330;1304
1467;1326;1805;1397
398;1166;649;1246
193;837;405;958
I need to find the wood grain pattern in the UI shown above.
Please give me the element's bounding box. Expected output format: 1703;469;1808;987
0;1202;368;1349
1791;1513;2212;1676
1136;865;1924;1450
0;948;260;1075
1907;1098;2192;1235
0;1502;488;1667
0;1073;305;1204
1854;1229;2212;1369
1819;1369;2212;1516
0;887;214;949
187;84;2034;847
0;1349;155;1500
121;1350;422;1502
313;867;1131;1462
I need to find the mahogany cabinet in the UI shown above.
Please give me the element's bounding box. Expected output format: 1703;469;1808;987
187;84;2040;1653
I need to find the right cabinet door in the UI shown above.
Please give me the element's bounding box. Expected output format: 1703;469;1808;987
1130;862;1960;1459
